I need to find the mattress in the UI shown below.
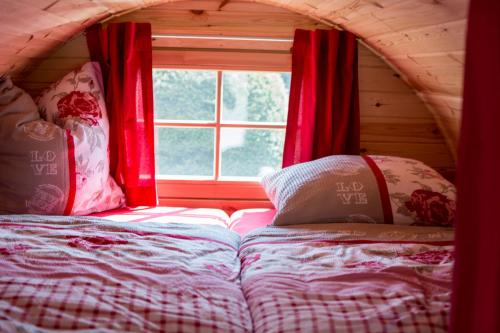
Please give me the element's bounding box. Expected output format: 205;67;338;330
0;214;252;332
239;223;454;333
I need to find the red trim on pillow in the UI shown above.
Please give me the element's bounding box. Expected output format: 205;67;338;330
64;129;76;215
362;155;393;224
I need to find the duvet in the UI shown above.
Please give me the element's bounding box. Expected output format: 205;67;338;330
239;223;454;333
0;215;454;333
0;215;252;332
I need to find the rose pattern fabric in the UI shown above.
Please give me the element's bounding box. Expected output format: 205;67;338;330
404;250;453;265
57;91;102;126
370;155;456;227
405;190;456;226
66;235;128;251
344;260;385;270
36;62;125;215
0;244;31;256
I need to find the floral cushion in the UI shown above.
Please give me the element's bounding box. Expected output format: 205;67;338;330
261;155;456;227
370;155;456;227
37;62;125;215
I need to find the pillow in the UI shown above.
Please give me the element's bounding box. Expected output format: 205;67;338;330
36;62;125;215
0;77;73;214
261;155;456;227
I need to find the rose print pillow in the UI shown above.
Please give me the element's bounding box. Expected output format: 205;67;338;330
37;62;125;215
261;155;455;227
370;155;456;227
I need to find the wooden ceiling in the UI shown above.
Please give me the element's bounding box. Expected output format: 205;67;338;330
0;0;467;159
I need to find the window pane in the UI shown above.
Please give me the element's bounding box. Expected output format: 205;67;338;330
222;72;290;123
156;127;214;177
220;128;285;178
153;70;216;121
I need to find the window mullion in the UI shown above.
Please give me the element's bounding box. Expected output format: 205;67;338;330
214;70;222;181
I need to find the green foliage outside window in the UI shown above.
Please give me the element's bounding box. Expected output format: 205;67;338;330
153;69;290;178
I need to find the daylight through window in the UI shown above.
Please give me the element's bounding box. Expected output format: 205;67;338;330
153;69;291;181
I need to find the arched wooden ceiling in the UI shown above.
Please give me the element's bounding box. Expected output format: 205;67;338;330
0;0;467;159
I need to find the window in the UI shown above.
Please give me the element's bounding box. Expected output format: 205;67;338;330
153;69;291;205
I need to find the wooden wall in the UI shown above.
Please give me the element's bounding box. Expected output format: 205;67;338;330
0;0;467;160
16;0;455;180
271;0;467;160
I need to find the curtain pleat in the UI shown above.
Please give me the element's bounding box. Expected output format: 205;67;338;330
86;23;157;206
282;29;359;167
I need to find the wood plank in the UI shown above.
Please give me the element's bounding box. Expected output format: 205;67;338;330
152;36;293;52
387;51;465;67
110;8;324;37
439;116;460;153
157;181;268;200
158;198;273;211
360;141;454;168
419;91;462;158
360;118;444;144
0;0;70;33
19;64;90;85
359;67;413;93
15;81;51;96
358;44;389;68
359;91;433;119
3;42;63;72
419;92;462;120
49;34;90;58
153;0;291;13
333;0;468;38
149;30;392;59
366;19;466;57
40;0;109;21
408;66;463;96
152;49;291;71
28;57;89;71
15;69;69;85
387;53;464;96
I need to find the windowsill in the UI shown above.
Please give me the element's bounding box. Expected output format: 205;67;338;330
157;178;268;200
156;176;262;182
156;179;272;212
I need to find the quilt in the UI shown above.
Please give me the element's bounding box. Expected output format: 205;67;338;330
239;223;454;333
0;215;252;333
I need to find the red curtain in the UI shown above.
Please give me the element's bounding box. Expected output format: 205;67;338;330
86;23;157;206
450;1;500;332
282;29;360;167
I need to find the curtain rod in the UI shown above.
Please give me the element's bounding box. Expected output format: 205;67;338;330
151;34;293;42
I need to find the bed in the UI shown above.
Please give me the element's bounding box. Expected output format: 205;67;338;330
0;214;453;333
239;223;454;333
0;214;252;332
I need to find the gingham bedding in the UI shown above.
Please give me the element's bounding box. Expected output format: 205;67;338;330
0;215;252;333
239;223;454;333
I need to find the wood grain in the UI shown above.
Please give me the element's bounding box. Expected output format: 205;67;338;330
0;0;467;157
11;0;456;183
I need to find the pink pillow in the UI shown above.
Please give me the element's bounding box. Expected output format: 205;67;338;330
37;62;125;215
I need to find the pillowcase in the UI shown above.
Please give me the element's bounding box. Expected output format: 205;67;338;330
0;77;73;214
261;155;456;227
37;62;125;215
